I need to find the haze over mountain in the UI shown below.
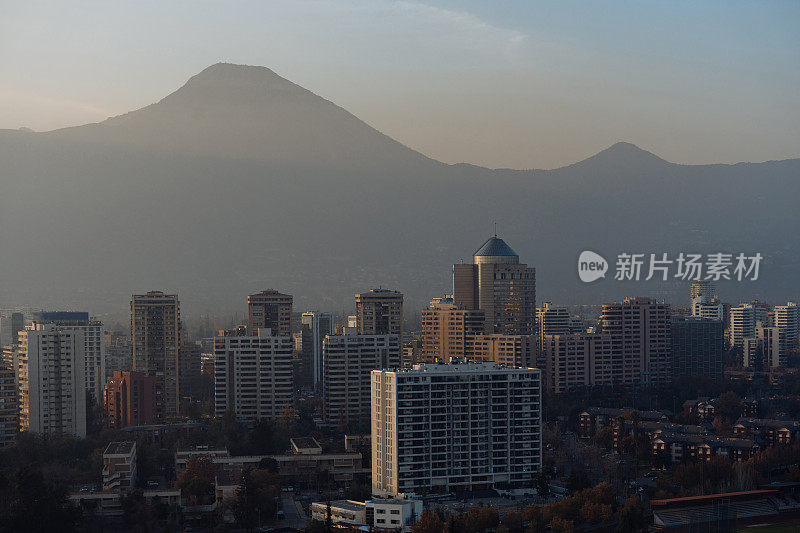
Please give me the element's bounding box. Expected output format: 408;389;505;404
1;63;798;320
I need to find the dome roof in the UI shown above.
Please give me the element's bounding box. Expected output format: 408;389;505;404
474;236;518;257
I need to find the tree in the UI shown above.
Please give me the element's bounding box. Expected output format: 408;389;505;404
535;472;550;499
715;391;743;424
176;456;216;505
616;496;646;533
0;464;81;533
411;509;444;533
231;468;282;528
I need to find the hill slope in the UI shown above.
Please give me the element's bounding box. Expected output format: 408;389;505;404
0;63;797;318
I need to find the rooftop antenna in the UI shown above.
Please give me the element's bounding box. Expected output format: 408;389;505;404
493;221;497;237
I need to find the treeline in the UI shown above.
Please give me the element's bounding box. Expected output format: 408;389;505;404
408;483;646;533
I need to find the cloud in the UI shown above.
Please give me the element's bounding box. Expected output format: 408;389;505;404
389;1;528;57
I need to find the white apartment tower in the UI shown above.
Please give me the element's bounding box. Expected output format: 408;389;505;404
773;303;799;362
728;303;768;349
18;324;87;438
33;312;105;401
371;362;542;497
213;328;294;422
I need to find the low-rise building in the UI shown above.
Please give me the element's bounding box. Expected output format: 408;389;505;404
103;441;137;491
733;418;800;446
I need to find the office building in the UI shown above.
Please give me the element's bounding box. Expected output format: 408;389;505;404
599;297;671;385
247;290;293;337
213;328;294;423
17;324;87;437
301;312;334;389
355;289;403;335
453;236;536;335
670;316;724;381
541;333;619;393
104;371;164;429
323;334;400;426
131;291;181;415
33;312;106;402
371;362;541;496
420;299;484;362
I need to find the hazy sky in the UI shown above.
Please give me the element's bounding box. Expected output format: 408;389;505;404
1;0;798;169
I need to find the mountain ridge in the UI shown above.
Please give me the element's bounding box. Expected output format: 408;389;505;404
0;63;797;318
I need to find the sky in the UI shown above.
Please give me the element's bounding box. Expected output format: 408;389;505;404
1;0;798;169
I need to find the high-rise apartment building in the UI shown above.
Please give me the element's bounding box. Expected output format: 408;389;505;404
453;236;535;335
690;281;716;303
247;290;293;337
371;362;541;497
420;299;484;362
33;312;105;402
131;291;181;416
323;334;400;426
355;289;403;336
104;371;163;428
0;351;17;446
301;312;334;389
17;324;87;438
468;333;534;367
728;303;768;349
178;343;202;400
541;333;619;393
0;312;24;348
670;316;724;381
213;328;294;423
744;322;781;369
599;297;671;385
773;302;799;363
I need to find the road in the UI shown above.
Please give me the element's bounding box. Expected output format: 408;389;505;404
280;494;307;530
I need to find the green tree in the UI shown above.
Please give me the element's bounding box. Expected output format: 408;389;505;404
0;465;81;533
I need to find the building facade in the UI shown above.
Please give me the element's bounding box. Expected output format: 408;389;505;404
599;297;671;385
247;290;293;337
453;236;536;336
301;312;334;389
323;334;400;426
371;362;542;496
728;303;768;349
33;312;106;402
131;291;181;416
104;371;164;429
420;299;484;362
670;316;724;381
213;328;294;422
0;351;17;446
17;324;87;437
541;333;619;393
355;289;404;336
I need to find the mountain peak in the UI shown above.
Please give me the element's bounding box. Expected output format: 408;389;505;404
570;141;670;170
188;62;287;85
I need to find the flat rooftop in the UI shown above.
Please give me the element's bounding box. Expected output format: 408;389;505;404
313;500;366;513
104;441;135;455
398;362;539;374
